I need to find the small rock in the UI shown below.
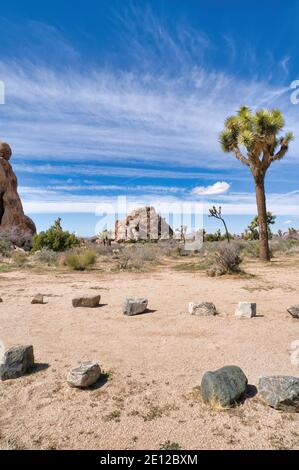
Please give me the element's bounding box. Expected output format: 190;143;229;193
122;298;148;316
258;375;299;411
31;293;44;304
188;302;217;316
201;365;248;408
72;295;101;308
0;345;34;381
287;305;299;319
235;302;256;318
67;362;101;388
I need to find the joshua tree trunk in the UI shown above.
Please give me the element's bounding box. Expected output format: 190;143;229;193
254;175;270;261
222;219;230;243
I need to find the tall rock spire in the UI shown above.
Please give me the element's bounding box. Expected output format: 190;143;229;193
0;141;36;249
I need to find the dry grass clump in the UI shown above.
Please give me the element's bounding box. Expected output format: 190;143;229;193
64;248;96;271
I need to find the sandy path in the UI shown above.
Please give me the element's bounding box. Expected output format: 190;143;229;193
0;261;298;450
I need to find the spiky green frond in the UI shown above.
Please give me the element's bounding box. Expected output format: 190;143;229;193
224;115;240;131
283;131;295;144
255;109;284;136
219;129;237;152
238;105;252;118
239;129;254;150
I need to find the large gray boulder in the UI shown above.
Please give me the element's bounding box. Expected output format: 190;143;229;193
67;362;101;388
201;365;248;408
72;295;101;308
122;298;148;316
258;375;299;411
0;345;34;380
188;302;217;316
287;306;299;319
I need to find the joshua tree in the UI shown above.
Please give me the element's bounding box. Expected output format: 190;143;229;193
220;106;294;261
208;205;230;243
247;212;276;240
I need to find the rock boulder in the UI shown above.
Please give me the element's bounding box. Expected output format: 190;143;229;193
258;375;299;411
0;345;34;380
115;206;173;242
201;365;248;408
67;362;101;388
72;295;101;308
0;142;36;249
123;298;148;316
287;305;299;319
235;302;256;318
188;302;217;316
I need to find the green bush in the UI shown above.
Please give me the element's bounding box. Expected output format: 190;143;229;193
65;249;96;271
32;218;80;252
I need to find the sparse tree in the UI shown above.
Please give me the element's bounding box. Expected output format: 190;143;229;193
220;106;294;261
209;206;230;243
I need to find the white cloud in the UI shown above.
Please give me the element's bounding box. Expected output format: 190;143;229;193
192;181;231;196
283;220;293;224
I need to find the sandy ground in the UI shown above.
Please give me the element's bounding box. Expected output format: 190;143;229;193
0;259;299;450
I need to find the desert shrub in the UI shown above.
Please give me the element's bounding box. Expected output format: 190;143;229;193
0;239;14;257
207;244;242;277
95;243;113;256
115;243;159;270
65;248;96;271
11;250;29;267
33;247;58;265
270;238;299;256
238;240;259;258
32;218;80;252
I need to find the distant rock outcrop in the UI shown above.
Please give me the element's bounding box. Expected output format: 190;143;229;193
114;206;173;242
0;141;36;249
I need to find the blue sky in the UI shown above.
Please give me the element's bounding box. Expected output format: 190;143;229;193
0;0;299;236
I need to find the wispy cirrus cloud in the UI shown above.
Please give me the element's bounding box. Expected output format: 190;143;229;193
0;16;295;171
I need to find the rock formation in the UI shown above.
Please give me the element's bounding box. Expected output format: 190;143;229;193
0;141;36;249
114;206;173;242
